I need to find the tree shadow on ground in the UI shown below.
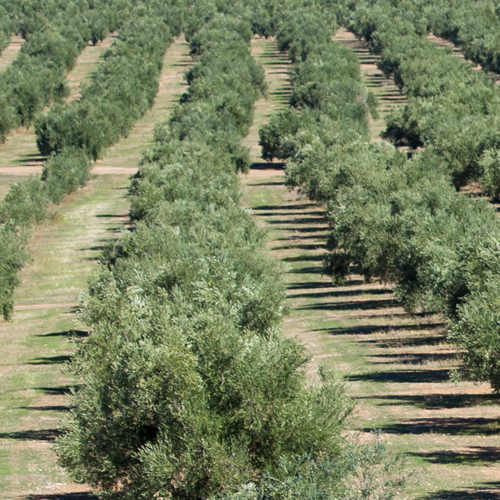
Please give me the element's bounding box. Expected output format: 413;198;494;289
287;280;335;290
28;355;71;365
317;316;443;337
355;393;499;410
78;244;107;255
358;331;445;347
254;203;316;211
282;254;323;263
247;181;285;187
288;265;324;274
266;216;326;225
26;494;98;500
277;234;328;241
275;225;327;233
36;330;88;338
18;405;73;412
370;351;456;365
0;429;61;441
257;210;325;217
249;162;285;170
276;243;326;251
288;287;392;299
349;368;449;384
13;154;46;164
36;385;77;396
410;447;500;466
376;417;500;436
95;213;129;219
299;297;398;311
420;483;500;499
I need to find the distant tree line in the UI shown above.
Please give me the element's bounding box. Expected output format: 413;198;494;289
55;1;409;499
261;0;500;392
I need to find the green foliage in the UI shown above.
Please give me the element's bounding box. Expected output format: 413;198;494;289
41;148;92;204
258;28;369;166
0;174;51;320
35;9;174;160
0;0;183;321
257;0;500;395
0;0;121;137
426;0;500;74
450;278;500;392
479;148;500;200
0;176;49;227
219;439;408;500
347;0;500;189
54;7;400;499
0;224;27;321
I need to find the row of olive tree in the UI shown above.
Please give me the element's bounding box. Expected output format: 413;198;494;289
0;0;123;143
0;3;18;54
0;1;181;320
347;0;500;193
424;0;500;75
0;0;121;319
35;1;184;161
342;0;500;392
55;2;408;499
261;0;500;392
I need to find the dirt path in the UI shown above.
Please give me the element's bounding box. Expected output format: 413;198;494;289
92;36;190;175
242;36;291;163
241;37;500;499
0;38;191;500
0;35;23;73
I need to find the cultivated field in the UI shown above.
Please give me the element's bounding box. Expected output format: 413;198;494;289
2;2;500;498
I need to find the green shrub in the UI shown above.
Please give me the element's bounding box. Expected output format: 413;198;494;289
0;176;49;226
41;148;92;204
0;224;27;320
219;439;408;500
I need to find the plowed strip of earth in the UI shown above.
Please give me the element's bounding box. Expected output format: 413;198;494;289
0;39;190;500
241;35;500;499
0;35;23;73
